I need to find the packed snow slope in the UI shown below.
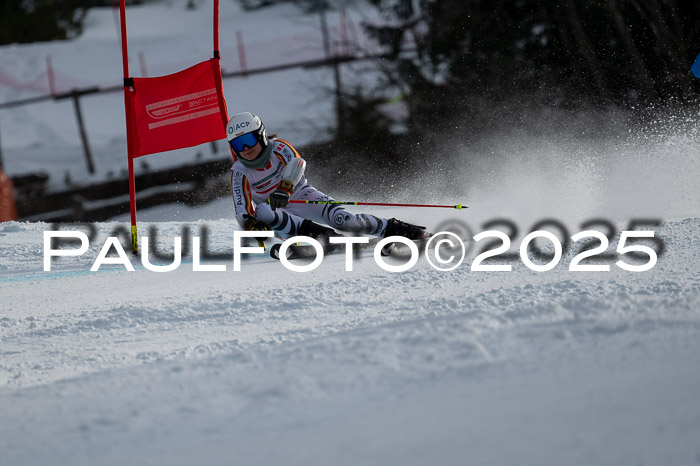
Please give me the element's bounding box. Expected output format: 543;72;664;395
0;209;699;465
1;105;699;463
2;0;700;464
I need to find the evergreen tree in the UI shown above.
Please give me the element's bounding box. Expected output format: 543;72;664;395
362;0;700;135
0;0;91;45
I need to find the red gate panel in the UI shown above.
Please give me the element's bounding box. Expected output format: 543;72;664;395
125;58;228;158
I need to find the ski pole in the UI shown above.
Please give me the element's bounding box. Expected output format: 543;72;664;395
280;200;467;210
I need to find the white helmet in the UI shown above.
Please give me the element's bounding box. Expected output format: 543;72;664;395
226;112;269;159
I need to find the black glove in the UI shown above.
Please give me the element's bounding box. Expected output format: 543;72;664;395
244;217;271;232
243;216;271;245
268;180;294;211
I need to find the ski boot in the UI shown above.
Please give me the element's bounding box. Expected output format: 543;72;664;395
298;219;336;246
381;218;430;256
384;218;429;240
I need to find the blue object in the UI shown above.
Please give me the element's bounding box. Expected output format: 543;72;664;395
229;131;259;152
692;53;700;78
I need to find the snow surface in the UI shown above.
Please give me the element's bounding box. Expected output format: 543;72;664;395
2;1;700;465
0;213;699;465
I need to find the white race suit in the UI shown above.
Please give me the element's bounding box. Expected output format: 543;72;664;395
229;138;387;238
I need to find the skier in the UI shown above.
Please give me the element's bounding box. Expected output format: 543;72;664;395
226;112;428;248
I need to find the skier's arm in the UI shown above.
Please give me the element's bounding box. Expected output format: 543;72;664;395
231;170;272;233
230;170;255;228
282;157;306;186
269;158;306;211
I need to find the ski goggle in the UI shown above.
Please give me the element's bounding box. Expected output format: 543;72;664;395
229;132;259;152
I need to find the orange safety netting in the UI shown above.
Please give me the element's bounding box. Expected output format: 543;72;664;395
0;169;18;222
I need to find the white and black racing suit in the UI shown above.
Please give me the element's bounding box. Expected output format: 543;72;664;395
229;138;387;238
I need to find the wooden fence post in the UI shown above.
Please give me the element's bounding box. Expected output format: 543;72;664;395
71;91;96;174
46;55;56;96
236;30;248;77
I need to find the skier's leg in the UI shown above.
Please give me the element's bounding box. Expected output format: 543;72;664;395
287;185;388;236
253;203;307;238
253;202;336;240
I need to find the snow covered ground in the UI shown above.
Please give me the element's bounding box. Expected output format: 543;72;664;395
1;1;700;465
0;211;699;465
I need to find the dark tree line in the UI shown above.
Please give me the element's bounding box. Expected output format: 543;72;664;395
359;0;700;135
0;0;93;45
